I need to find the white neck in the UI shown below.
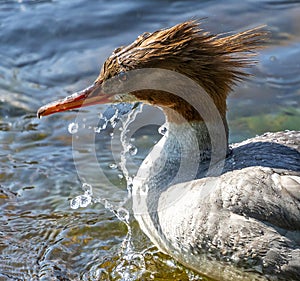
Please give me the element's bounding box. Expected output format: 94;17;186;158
131;119;228;252
133;120;228;192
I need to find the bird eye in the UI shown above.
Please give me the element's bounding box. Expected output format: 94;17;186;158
118;71;128;82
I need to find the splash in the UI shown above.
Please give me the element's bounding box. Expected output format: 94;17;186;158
107;103;147;280
68;122;79;134
118;104;143;196
127;144;138;156
70;183;93;209
69;103;150;280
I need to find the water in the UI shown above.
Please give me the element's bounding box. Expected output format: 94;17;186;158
0;0;300;280
68;122;79;134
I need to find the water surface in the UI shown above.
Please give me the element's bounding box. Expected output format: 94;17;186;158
0;0;299;280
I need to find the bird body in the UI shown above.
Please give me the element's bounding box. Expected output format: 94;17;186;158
37;21;300;280
133;129;300;280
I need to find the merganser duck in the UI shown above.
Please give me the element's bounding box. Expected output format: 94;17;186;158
37;21;300;281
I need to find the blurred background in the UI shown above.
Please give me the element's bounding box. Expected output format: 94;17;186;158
0;0;299;280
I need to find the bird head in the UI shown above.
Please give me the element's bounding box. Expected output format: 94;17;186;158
37;20;267;122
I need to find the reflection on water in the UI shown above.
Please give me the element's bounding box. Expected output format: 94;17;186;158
0;0;299;280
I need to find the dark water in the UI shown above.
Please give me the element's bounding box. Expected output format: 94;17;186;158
0;0;299;280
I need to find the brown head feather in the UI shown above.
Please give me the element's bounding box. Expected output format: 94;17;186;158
96;20;268;122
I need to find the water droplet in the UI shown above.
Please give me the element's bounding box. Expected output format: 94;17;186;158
100;122;107;130
109;163;118;169
109;108;120;128
79;194;92;208
97;118;108;131
70;196;80;209
126;178;134;190
68;122;78;134
93;126;101;133
165;259;176;268
127;181;133;191
110;117;119;128
131;253;145;268
70;194;92;209
127;144;138;156
269;55;277;62
104;200;114;211
117;207;130;222
82;183;93;196
158;125;167;135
